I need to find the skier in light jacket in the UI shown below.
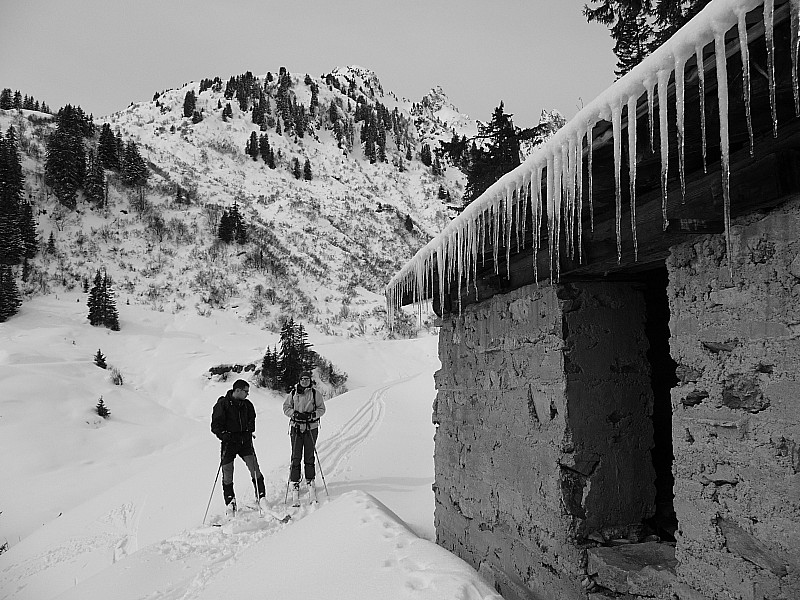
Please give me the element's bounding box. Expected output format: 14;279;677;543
283;371;326;502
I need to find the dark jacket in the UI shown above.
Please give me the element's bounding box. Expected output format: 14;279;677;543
211;390;256;441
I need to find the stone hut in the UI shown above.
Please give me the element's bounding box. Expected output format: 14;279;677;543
387;1;800;599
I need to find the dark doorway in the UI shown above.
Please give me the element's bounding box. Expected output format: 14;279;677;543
637;267;679;541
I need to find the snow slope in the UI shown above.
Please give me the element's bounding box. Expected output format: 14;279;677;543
0;295;500;600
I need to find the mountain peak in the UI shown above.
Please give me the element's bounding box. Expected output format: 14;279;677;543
330;65;384;96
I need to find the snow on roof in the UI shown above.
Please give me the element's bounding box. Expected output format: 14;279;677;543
386;0;800;321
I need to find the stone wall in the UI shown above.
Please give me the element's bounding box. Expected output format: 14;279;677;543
434;280;658;600
667;196;800;600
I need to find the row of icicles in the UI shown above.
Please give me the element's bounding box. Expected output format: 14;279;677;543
386;0;800;323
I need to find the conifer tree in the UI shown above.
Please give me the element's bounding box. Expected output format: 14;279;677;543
87;270;104;326
222;103;233;121
84;150;106;208
94;349;107;369
95;396;110;418
247;131;259;160
0;265;21;322
87;270;120;330
103;273;120;330
259;134;271;165
0;127;23;265
0;89;12;110
18;201;37;259
98;123;119;170
44;123;85;209
46;231;56;254
278;319;314;390
291;157;302;179
462;102;520;207
303;158;312;181
120;141;148;187
218;210;234;243
420;143;432;166
183;90;196;118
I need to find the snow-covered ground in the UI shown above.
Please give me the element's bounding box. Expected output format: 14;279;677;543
0;295;500;600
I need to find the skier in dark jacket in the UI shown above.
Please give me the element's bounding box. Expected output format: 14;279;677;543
283;371;326;504
211;379;266;514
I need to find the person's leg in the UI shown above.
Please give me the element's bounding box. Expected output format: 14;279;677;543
220;443;237;505
242;453;265;498
303;428;318;481
289;428;303;483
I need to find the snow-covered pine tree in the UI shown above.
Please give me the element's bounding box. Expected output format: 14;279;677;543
84;150;106;209
183;90;196;118
0;127;23;266
0;265;21;322
103;273;120;331
87;270;104;326
259;134;271;165
94;349;107;369
120;141;148;188
95;396;110;418
98;123;119;170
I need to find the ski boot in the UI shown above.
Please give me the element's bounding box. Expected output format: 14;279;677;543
225;497;237;518
306;479;318;504
291;482;300;507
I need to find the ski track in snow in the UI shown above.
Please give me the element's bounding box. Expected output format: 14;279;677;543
1;375;429;600
163;376;412;599
314;380;394;478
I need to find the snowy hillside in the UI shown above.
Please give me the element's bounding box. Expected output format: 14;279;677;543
1;65;484;336
0;294;500;599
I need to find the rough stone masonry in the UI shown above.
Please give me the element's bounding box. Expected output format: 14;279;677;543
432;195;800;600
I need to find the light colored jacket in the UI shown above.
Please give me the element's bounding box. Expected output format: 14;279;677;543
283;385;326;431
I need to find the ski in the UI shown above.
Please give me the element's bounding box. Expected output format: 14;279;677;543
256;498;292;523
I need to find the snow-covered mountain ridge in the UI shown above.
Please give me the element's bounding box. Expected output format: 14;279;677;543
3;65;484;337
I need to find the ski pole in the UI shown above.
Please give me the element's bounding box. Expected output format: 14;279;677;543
203;461;223;525
309;426;329;498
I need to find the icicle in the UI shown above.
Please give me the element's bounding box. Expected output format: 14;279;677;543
658;68;671;230
792;0;800;116
514;183;522;254
674;54;688;201
645;78;656;152
715;32;734;276
611;101;624;263
546;154;556;280
519;175;529;252
553;150;563;281
532;165;543;283
587;122;595;231
737;10;754;156
575;130;584;264
765;0;777;137
696;44;708;174
627;95;639;261
561;143;574;260
505;186;514;280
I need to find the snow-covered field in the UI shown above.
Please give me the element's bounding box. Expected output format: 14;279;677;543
0;295;500;600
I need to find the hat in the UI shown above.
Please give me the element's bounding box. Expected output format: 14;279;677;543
299;371;312;379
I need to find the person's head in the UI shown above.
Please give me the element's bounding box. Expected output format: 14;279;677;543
231;379;250;399
298;371;312;389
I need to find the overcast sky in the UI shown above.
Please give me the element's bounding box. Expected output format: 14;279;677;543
0;0;616;128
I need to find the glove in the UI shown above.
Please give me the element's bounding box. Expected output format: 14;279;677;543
220;432;232;443
293;411;311;422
